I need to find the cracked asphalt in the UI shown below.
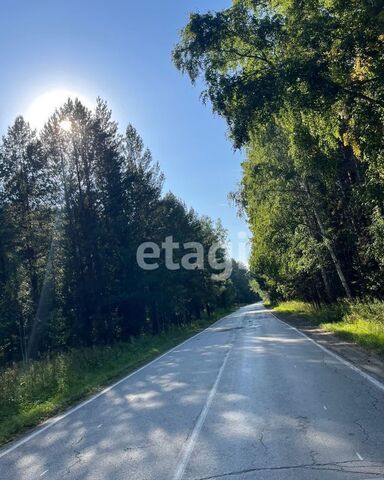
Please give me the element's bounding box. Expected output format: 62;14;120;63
1;303;384;479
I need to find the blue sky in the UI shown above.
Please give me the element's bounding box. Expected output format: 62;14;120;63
0;0;250;262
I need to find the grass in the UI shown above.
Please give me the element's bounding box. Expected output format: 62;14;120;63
0;306;236;447
274;299;384;355
274;300;348;325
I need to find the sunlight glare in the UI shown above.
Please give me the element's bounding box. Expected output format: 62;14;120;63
59;120;72;132
25;89;92;130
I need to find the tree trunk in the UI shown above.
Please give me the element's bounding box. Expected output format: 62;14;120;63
302;180;353;299
312;201;353;300
319;265;333;303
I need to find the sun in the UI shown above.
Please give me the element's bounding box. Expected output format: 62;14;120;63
59;119;72;132
25;89;93;130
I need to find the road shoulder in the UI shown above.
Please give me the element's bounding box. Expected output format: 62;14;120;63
272;310;384;386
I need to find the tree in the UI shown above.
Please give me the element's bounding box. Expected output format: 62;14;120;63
0;98;252;365
0;117;55;361
174;0;384;303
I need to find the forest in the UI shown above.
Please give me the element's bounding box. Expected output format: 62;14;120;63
2;0;384;461
173;0;384;304
0;98;253;366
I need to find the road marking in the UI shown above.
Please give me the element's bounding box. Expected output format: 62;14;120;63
172;342;234;480
0;313;236;459
356;451;363;460
270;312;384;394
97;424;103;429
39;470;48;477
323;405;327;410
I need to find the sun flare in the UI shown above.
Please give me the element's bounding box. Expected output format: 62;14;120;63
25;89;92;130
59;119;72;132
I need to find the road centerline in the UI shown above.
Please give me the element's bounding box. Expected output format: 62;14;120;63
172;331;237;480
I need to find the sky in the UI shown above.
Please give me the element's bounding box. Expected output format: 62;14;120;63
0;0;250;263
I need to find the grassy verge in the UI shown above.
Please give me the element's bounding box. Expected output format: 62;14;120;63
274;300;384;355
0;306;236;447
274;300;348;325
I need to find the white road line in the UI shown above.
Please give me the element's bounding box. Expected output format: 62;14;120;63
356;451;363;460
172;341;234;480
270;311;384;394
0;312;238;459
39;470;48;477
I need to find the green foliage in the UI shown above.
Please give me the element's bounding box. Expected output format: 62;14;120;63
343;299;384;327
174;0;384;304
275;300;348;324
0;305;237;445
0;99;254;365
323;319;384;354
276;298;384;355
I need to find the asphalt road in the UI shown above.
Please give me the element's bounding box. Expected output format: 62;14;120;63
1;303;384;479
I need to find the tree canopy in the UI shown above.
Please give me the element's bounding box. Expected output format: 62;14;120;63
174;0;384;303
0;99;255;364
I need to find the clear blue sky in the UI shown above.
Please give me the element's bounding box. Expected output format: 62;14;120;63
0;0;250;262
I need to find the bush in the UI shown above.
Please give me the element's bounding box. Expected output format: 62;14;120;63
345;299;384;326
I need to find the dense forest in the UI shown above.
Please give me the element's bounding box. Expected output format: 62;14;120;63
0;99;253;365
174;0;384;303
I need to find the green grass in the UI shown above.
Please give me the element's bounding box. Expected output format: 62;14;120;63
321;319;384;353
274;299;384;355
0;306;236;447
274;300;348;324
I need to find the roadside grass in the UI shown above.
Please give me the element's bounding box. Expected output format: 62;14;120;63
0;306;236;447
274;300;348;325
273;299;384;355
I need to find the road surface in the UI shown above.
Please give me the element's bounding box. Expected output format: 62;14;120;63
1;303;384;479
